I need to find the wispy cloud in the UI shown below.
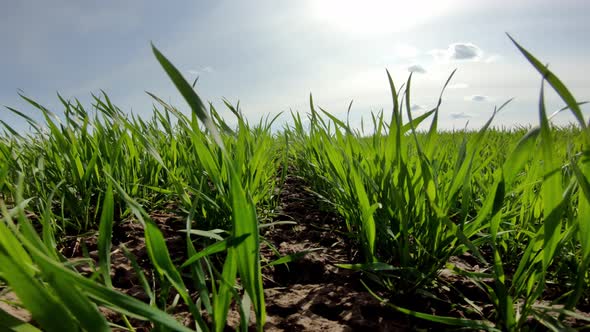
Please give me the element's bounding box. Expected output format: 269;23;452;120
407;64;426;74
188;66;214;76
430;42;483;62
448;83;469;89
465;95;490;102
450;112;471;119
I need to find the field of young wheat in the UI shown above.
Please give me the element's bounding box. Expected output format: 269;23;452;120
0;36;589;331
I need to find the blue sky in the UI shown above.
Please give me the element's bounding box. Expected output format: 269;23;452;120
1;0;589;132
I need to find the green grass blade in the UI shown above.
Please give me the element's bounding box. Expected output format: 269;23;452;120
401;109;435;134
37;270;110;332
0;120;22;138
537;83;563;269
151;43;223;148
0;251;78;332
265;248;322;267
566;159;590;309
508;33;587;131
185;210;213;314
228;163;266;329
571;159;590;259
0;211;35;276
213;249;237;332
108;174;208;331
180;234;249;269
97;181;115;287
120;245;155;305
27;246;194;332
0;308;41;332
363;281;498;331
503;126;540;185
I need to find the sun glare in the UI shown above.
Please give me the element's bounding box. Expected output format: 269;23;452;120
310;0;456;35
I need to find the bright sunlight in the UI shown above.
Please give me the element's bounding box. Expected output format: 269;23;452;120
309;0;459;34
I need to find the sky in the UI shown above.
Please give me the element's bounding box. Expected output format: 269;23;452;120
1;0;589;132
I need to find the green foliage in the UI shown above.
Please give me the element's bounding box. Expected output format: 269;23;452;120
0;45;279;331
0;35;588;331
287;36;590;331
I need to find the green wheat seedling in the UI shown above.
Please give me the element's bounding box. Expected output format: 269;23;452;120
287;35;590;330
0;34;589;331
0;44;277;331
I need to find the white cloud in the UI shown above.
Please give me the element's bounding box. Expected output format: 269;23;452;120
188;66;214;76
450;112;471;119
448;83;469;89
430;42;483;62
465;95;490;102
407;64;426;74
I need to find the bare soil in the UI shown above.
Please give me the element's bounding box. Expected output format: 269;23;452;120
254;174;410;331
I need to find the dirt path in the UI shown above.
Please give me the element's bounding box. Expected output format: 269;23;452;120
255;175;409;331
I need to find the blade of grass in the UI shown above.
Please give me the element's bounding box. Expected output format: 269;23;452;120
97;181;114;287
